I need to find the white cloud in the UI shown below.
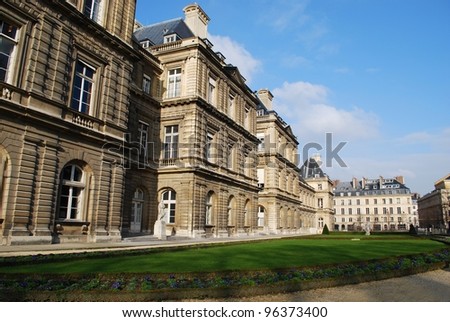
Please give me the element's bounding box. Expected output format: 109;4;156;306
208;34;262;84
272;81;380;140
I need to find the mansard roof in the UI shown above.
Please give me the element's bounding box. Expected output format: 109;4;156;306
300;158;326;179
134;18;194;45
334;177;411;196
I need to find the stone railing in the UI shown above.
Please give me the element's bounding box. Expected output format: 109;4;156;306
72;114;94;129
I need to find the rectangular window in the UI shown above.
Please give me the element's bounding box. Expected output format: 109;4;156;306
205;132;214;162
0;19;19;83
138;122;149;158
143;74;151;94
374;208;378;215
227;144;235;169
208;77;216;105
348;199;352;205
164;34;177;43
366;208;370;215
383;207;387;214
318;198;323;208
83;0;102;24
349;217;353;222
163;125;179;159
356;199;360;205
257;134;265;151
228;94;235;118
357;208;361;215
71;60;95;114
365;199;369;205
167;68;181;98
348;208;352;215
397;207;401;214
341;208;345;215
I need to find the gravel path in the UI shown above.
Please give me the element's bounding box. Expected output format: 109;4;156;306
194;269;450;302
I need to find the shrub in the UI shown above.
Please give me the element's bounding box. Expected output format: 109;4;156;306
409;224;417;235
322;224;330;235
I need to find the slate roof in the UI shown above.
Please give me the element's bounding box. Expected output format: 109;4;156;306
334;177;410;195
301;158;326;179
134;18;194;45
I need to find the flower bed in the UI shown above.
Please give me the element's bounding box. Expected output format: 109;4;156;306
1;249;448;301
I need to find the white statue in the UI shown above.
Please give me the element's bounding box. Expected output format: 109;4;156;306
364;222;371;235
159;200;166;220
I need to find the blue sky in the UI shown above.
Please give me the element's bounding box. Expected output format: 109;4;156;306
136;0;450;195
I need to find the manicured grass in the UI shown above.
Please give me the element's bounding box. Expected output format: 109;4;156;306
0;237;446;274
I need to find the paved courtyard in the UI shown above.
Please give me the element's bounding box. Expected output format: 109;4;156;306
200;268;450;302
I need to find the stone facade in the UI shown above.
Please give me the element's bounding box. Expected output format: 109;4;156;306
0;0;137;245
418;174;450;231
0;2;329;245
255;90;318;234
301;157;335;232
333;176;417;232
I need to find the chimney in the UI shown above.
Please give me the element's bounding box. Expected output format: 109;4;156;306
352;177;358;189
361;177;366;189
183;4;210;39
395;176;404;184
257;89;274;110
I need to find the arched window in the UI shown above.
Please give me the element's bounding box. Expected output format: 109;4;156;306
227;196;235;226
257;205;265;227
244;200;250;226
205;191;214;225
58;164;85;220
130;188;144;232
162;190;176;224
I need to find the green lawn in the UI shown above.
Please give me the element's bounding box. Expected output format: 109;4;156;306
0;237;446;274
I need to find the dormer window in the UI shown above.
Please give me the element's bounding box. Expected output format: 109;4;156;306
140;40;151;48
164;34;177;43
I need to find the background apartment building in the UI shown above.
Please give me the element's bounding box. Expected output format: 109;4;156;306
333;176;416;232
418;174;450;232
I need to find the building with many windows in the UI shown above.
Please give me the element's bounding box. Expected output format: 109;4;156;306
0;0;137;245
333;176;416;232
418;174;450;232
132;4;260;238
0;1;331;245
255;90;318;235
300;156;335;232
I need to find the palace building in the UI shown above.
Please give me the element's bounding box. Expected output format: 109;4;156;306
0;1;333;245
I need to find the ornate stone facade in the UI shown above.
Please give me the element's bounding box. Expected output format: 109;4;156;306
0;2;330;245
0;0;137;245
418;174;450;232
255;90;318;234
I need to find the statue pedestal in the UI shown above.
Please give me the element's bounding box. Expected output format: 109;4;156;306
154;220;167;240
